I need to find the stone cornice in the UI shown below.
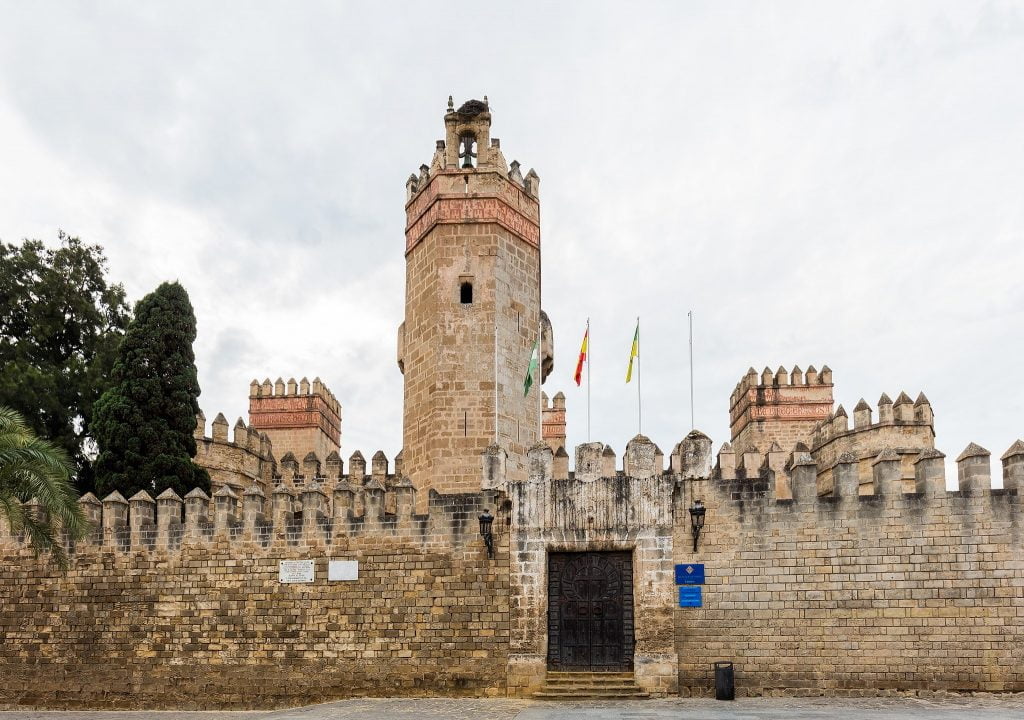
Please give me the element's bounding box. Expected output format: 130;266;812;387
405;171;540;253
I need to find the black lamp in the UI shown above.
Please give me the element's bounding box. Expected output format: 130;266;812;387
689;499;706;552
479;509;494;558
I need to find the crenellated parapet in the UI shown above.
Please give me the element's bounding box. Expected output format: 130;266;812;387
729;364;834;454
713;436;1024;507
810;391;936;494
507;442;676;531
194;410;275;496
496;431;716;532
0;456;498;562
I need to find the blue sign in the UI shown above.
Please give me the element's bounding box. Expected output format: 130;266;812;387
678;586;702;607
675;563;705;585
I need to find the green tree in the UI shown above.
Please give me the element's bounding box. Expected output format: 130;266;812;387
0;406;89;569
0;232;131;493
92;281;210;498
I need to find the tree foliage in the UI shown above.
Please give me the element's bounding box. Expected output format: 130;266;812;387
0;405;89;569
92;281;210;499
0;233;131;493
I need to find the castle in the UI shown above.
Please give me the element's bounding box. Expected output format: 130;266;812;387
1;98;1022;709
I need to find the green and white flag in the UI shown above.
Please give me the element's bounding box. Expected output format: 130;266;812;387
523;340;539;397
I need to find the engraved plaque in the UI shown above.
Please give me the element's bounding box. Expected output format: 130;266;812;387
279;559;315;583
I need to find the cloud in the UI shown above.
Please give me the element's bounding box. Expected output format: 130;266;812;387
1;2;1022;483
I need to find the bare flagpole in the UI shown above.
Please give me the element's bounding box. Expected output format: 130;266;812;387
688;310;694;432
586;317;591;442
495;311;500;444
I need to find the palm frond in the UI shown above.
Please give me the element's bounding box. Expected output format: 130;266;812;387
0;405;88;568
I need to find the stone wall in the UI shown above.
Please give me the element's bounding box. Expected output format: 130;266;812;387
729;365;834;454
248;377;342;466
676;443;1024;696
505;438;679;698
194;411;275;496
811;392;935;495
3;430;1023;707
541;391;566;454
0;486;509;709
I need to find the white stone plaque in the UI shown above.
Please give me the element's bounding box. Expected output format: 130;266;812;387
328;560;359;581
279;559;315;583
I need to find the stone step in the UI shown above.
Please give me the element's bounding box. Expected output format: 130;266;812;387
535;671;648;699
544;679;641;688
545;671;636;680
534;689;650;699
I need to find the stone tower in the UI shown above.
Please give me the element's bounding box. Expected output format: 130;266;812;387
398;97;551;499
729;365;834;453
248;376;341;466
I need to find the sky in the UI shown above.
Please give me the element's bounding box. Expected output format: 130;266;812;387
1;2;1022;485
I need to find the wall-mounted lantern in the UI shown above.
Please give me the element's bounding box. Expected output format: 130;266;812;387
479;509;494;558
689;499;706;552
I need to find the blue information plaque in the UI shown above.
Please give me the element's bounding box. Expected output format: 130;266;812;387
675;563;705;585
678;586;702;607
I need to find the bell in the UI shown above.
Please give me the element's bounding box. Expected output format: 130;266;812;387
459;134;477;169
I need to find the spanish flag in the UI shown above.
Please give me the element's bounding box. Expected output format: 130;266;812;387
574;323;589;386
625;320;639;383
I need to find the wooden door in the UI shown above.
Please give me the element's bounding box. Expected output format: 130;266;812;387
547;551;634;671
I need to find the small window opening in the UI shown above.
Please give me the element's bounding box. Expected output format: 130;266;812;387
459;132;477;168
460;282;473;304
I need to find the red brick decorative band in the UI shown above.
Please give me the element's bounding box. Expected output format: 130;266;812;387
406;196;540;253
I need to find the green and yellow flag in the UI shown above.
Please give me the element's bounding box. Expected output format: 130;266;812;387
625;320;639;383
523;340;539;397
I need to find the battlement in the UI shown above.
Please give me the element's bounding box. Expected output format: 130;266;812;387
541;391;566;454
248;376;341;467
0;448;499;562
729;365;834;454
810;392;936;494
194;411;275;496
714;437;1023;502
487;430;714;488
249;376;341;413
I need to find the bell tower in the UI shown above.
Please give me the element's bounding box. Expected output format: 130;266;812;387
397;97;551;500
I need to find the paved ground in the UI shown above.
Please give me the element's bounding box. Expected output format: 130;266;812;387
5;696;1024;720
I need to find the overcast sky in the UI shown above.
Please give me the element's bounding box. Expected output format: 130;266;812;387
2;2;1022;484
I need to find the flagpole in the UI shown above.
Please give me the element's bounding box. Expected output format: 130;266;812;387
586;317;591;442
636;316;642;436
688;310;694;432
494;308;499;444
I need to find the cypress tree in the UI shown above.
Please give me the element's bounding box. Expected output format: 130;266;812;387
92;281;210;498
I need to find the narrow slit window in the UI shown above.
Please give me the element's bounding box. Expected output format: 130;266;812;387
460;282;473;304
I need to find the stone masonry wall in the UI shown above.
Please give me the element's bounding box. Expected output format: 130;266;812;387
0;487;509;709
505;439;679;698
729;365;834;454
812;392;935;495
675;443;1024;696
248;377;342;466
541;391;566;454
194;411;275;496
401;206;541;503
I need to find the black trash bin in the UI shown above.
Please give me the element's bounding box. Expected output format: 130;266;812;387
714;660;735;700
